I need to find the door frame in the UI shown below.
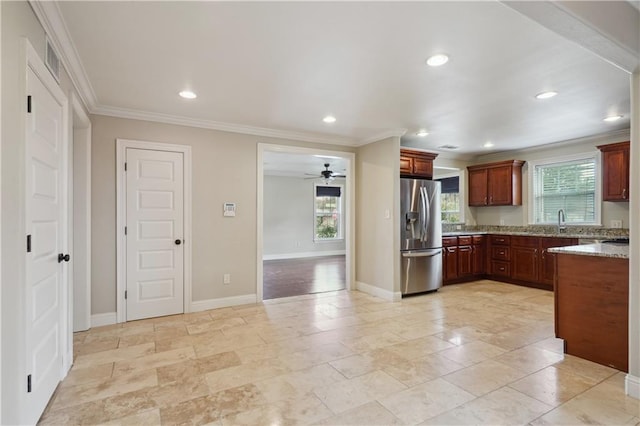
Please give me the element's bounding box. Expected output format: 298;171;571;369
70;92;91;332
256;143;356;302
24;39;71;421
116;139;192;323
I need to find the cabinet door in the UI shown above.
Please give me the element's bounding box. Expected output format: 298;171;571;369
413;157;433;178
400;156;413;176
444;247;458;281
487;165;512;205
458;245;473;277
602;148;629;201
472;244;485;275
539;238;578;286
512;246;538;282
468;169;488;206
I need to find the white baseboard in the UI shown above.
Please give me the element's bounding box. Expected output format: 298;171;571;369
626;374;640;399
263;250;345;261
356;281;402;302
190;294;258;313
91;312;117;328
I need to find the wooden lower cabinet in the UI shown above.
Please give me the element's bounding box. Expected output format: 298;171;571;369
555;254;628;371
442;233;576;289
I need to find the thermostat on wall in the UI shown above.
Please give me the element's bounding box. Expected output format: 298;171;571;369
223;202;236;217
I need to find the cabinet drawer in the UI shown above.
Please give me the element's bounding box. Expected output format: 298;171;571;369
491;261;511;277
492;246;510;260
457;236;472;245
511;236;539;247
472;235;485;244
442;237;458;247
490;235;510;245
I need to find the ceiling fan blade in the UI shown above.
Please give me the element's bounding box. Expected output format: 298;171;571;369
332;173;346;177
304;173;320;176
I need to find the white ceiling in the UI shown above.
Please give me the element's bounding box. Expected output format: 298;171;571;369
55;1;632;156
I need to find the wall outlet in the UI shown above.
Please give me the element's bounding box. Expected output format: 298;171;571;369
611;219;623;229
384;209;390;219
223;274;231;285
499;219;505;226
456;224;462;230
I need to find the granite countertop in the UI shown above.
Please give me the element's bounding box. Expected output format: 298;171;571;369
547;243;629;259
442;231;612;239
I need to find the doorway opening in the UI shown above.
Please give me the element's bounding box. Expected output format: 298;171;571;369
257;145;355;301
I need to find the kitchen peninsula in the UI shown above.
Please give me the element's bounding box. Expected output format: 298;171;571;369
549;242;629;372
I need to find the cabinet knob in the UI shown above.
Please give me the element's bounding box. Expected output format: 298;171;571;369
623;188;627;199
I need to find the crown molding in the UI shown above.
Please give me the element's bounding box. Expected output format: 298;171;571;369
357;128;407;146
29;1;98;110
93;104;359;146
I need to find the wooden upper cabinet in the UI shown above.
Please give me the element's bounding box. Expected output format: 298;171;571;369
598;141;630;202
468;169;488;206
400;149;438;179
467;160;524;206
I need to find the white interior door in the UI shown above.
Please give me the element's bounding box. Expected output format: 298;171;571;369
25;67;66;424
126;148;184;321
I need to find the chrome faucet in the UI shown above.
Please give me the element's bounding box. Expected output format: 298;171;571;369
558;209;566;233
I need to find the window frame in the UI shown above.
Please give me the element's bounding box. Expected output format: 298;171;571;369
435;170;465;225
313;182;345;242
527;152;602;226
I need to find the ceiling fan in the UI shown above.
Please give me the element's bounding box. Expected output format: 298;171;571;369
305;163;346;181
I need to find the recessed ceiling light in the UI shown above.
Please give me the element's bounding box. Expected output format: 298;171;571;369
179;90;197;99
535;91;558;99
483;141;494;148
426;54;449;67
416;129;429;137
603;115;623;122
323;115;336;124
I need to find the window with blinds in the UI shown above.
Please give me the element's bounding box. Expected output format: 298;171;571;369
532;156;597;224
314;184;343;240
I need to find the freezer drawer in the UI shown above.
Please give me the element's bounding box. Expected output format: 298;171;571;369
401;249;443;295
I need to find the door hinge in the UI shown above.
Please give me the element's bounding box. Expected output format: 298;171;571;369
27;235;32;253
125;290;128;300
27;95;32;113
27;374;32;393
124;226;127;235
124;162;127;171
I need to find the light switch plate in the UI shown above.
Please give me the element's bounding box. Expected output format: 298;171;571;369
611;219;623;229
223;203;236;217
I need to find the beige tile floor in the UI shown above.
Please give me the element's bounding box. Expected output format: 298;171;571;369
40;280;640;425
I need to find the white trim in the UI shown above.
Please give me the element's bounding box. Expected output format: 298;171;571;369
91;312;117;328
190;294;258;313
28;1;97;111
626;374;640;399
359;128;407;145
527;151;602;226
96;105;358;147
257;144;356;303
263;250;346;261
71;92;91;333
116;139;193;323
356;281;402;302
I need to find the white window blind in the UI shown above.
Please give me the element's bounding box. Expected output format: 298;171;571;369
532;157;597;224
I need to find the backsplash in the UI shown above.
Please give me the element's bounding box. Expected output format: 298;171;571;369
442;224;629;238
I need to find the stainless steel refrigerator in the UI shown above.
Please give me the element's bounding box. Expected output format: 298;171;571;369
400;178;442;295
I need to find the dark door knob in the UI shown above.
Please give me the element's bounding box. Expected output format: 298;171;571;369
175;239;182;245
58;253;70;263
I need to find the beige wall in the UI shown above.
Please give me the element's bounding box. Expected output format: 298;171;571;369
467;132;631;227
91;115;355;314
355;137;400;296
263;175;346;257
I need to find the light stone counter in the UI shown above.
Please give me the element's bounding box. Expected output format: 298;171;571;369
547;243;629;259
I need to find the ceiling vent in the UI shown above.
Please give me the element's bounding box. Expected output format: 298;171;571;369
45;37;60;83
438;144;459;150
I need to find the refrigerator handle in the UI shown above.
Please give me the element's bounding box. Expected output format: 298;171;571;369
419;187;427;241
402;249;441;258
422;187;430;241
